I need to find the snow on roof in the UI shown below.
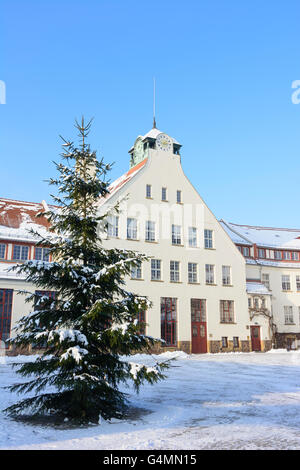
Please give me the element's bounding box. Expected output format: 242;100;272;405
128;128;181;151
0;198;54;242
98;158;147;206
221;220;300;250
246;281;272;295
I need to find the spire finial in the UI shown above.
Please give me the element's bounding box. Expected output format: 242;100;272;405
153;77;156;128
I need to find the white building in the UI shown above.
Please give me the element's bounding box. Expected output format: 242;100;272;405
97;126;251;353
221;221;300;350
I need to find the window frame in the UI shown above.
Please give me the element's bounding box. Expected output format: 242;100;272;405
220;300;235;323
127;217;138;240
170;260;180;282
204;229;213;249
205;264;215;285
188;262;198;283
12;244;30;261
151;259;162;281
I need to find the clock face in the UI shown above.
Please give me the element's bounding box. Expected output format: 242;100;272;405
156;133;172;152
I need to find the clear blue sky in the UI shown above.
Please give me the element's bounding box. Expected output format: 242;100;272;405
1;0;300;227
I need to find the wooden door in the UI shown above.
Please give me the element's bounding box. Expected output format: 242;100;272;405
191;299;207;353
250;326;261;351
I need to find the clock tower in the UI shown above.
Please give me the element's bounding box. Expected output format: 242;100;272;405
129;127;181;168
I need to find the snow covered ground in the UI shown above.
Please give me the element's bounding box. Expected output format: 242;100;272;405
1;349;300;450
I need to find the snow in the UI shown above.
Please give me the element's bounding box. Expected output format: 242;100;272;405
221;220;300;250
246;282;271;295
1;350;300;449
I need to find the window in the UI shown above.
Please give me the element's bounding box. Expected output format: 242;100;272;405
291;252;299;261
220;300;234;323
127;218;138;240
137;310;146;335
222;266;231;285
204;229;213;249
146;184;152;198
282;275;291;291
297;276;300;292
221;337;228;348
274;250;282;260
262;273;270;290
151;259;161;281
242;246;250;257
145;221;155;242
131;261;142;279
161;297;177;346
107;215;119;238
35;247;50;262
261;298;266;308
188;227;197;247
0;289;13;343
233;336;239;348
188;263;198;283
12;245;29;261
248;298;252;308
172;225;181;245
162;187;167;201
176;190;182;203
170;261;180;282
258;248;265;259
191;299;206;322
284;306;294;325
0;244;6;260
254;298;259;308
283;251;290;260
205;264;215;284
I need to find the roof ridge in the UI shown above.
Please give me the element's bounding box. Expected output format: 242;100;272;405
228;222;300;232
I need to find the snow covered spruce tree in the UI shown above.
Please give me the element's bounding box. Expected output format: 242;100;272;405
5;118;168;423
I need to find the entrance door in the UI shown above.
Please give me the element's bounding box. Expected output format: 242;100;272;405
250;326;261;351
191;299;207;353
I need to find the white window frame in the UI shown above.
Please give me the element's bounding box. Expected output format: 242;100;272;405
131;261;142;280
172;224;182;245
151;259;161;281
188;263;198;283
222;266;231;285
170;261;180;282
204;229;213;249
282;275;291;291
145;221;156;242
262;273;270;290
107;215;119;238
188;227;197;247
127;218;138;240
284;306;294;325
205;264;215;285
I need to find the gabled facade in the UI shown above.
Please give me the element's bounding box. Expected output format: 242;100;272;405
98;127;251;353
